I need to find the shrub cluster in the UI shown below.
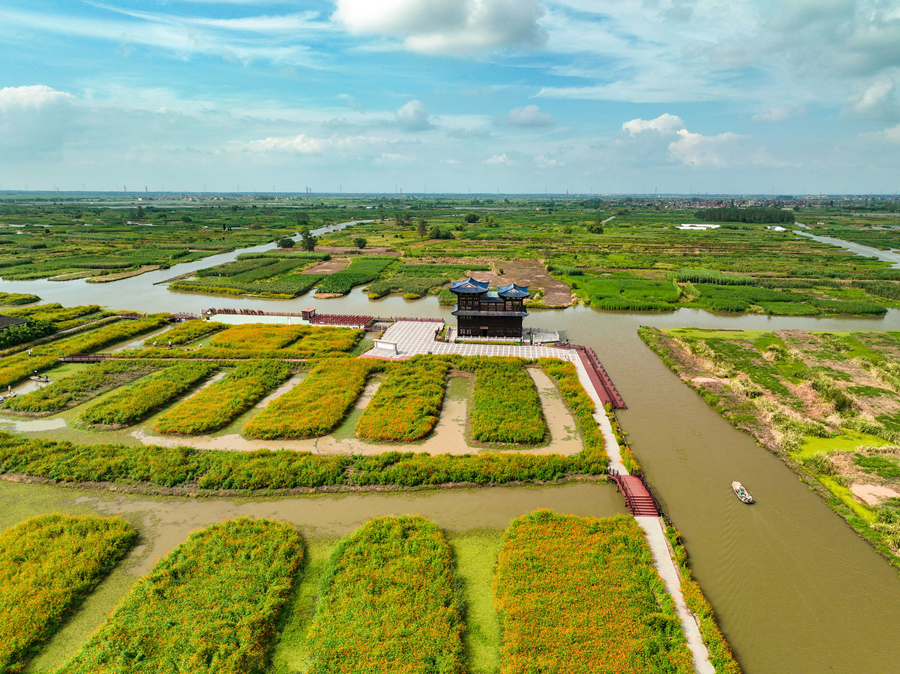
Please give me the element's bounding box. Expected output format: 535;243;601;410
0;514;136;674
307;516;464;674
56;518;302;674
356;356;451;441
494;511;694;674
154;360;293;435
79;361;217;427
243;358;379;439
0;318;56;349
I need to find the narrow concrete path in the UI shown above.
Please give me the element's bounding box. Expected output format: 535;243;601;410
637;516;716;674
572;355;717;674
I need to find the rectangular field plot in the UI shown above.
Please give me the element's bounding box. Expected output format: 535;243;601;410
355;356;451;442
153;360;293;435
157;320;228;345
3;361;161;414
494;511;694;674
0;514;136;674
306;516;465;674
466;359;548;445
78;361;218;427
56;517;302;674
243;358;377;439
210;323;307;350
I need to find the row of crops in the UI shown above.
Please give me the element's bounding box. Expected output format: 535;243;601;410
0;511;740;674
171;254;493;300
565;269;892;315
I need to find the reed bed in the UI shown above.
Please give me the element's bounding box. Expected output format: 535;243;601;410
56;518;303;674
494;511;693;674
154;360;293;435
307;516;464;674
0;514;136;674
79;361;217;427
356;356;450;442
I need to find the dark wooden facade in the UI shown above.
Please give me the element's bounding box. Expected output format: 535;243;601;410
450;278;529;338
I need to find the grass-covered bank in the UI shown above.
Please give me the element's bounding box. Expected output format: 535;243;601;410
639;325;900;567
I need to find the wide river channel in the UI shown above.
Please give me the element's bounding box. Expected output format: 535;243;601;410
3;223;900;673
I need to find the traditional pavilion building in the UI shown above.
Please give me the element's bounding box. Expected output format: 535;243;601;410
449;278;529;338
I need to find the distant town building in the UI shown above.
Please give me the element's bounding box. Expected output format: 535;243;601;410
450;278;529;338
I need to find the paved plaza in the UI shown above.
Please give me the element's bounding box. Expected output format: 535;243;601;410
365;321;576;361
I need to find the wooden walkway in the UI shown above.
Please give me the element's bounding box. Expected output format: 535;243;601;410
571;345;626;409
611;472;660;517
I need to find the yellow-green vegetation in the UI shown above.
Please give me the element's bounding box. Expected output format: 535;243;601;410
463;358;547;445
3;361;161;414
79;361;217;427
56;518;303;674
306;516;465;673
0;513;136;674
0;314;169;387
494;510;694;674
211;323;306;350
355;356;451;442
154;360;293;435
640;325;900;565
158;319;228;345
244;358;378;439
0;292;40;306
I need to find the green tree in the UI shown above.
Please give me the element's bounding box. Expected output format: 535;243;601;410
416;218;428;237
277;237;295;248
295;211;310;225
353;237;367;249
464;212;479;223
180;215;192;223
300;227;317;252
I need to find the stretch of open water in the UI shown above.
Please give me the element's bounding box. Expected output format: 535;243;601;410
2;223;900;673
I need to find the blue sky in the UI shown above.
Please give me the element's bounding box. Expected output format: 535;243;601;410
1;0;899;194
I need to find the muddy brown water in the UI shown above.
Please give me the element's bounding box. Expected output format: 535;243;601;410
4;236;900;672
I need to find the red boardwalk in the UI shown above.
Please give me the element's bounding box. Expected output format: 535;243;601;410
613;474;659;517
572;346;626;409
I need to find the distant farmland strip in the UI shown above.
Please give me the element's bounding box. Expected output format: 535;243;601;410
494;511;694;674
56;518;302;674
154;360;293;435
0;514;136;674
307;516;464;674
356;356;450;441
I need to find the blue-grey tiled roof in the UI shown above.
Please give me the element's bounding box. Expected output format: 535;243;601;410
498;283;529;298
450;278;489;294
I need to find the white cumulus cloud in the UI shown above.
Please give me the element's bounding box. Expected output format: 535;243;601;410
483;153;512;165
668;129;745;167
502;104;554;128
332;0;547;54
395;99;432;131
0;85;75;110
244;133;378;154
622;113;684;135
752;106;792;122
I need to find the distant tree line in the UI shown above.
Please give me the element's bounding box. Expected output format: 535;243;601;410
694;207;794;224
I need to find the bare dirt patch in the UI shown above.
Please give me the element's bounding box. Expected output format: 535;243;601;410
467;260;572;307
851;482;900;506
303;258;351;274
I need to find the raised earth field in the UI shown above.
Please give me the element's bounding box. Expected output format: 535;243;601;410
640;326;900;566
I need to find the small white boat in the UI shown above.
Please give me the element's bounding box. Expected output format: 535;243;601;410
29;375;50;383
732;481;754;504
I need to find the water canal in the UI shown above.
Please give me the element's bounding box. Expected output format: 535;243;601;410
2;227;900;673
